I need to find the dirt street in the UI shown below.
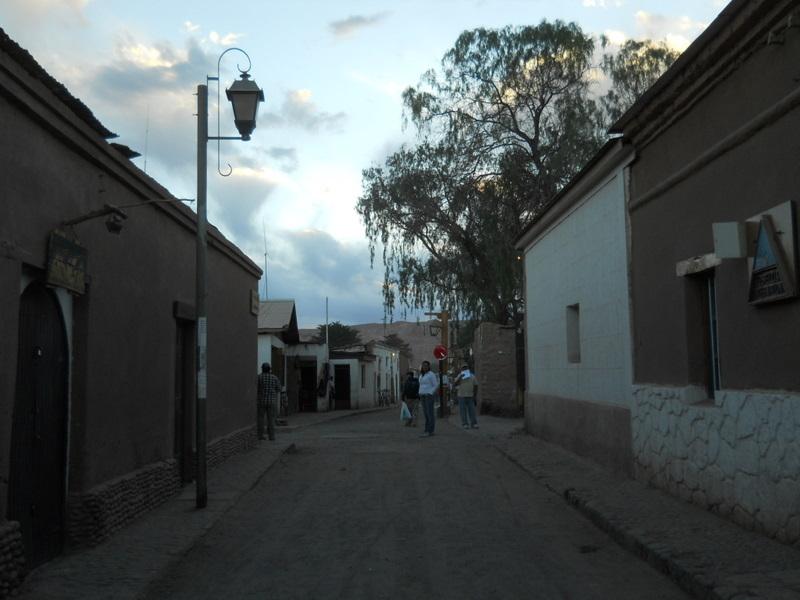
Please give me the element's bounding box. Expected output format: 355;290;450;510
143;410;688;600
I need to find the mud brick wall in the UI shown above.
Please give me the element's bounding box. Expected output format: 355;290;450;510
0;520;24;599
473;322;519;415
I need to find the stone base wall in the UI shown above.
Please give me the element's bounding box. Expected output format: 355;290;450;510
632;386;800;546
207;425;257;470
526;393;633;475
0;521;24;599
473;322;519;415
67;459;181;547
68;424;257;547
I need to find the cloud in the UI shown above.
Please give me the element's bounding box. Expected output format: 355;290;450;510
582;0;624;7
261;89;347;133
183;21;200;33
208;169;282;251
634;11;707;51
263;229;384;327
209;31;242;46
329;12;390;39
261;147;299;172
602;29;628;47
2;0;90;25
348;71;406;99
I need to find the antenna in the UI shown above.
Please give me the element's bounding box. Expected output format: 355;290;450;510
262;219;268;299
143;104;150;174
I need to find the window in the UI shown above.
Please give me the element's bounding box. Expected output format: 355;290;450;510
707;274;721;396
566;303;581;363
361;364;366;388
685;271;721;398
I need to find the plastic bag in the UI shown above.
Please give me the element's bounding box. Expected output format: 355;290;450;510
400;401;412;421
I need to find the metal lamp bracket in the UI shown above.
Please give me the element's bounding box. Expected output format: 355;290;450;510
207;47;253;176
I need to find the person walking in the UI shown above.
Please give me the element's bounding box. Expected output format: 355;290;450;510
257;362;282;441
401;371;420;427
453;364;479;429
418;360;439;437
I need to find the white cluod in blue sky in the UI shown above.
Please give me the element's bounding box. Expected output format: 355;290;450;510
0;0;726;327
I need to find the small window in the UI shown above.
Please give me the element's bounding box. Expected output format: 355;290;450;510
566;304;581;363
361;364;366;388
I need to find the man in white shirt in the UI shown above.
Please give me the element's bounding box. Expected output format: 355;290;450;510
418;360;439;437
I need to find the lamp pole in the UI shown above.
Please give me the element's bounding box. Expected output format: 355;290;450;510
195;49;263;509
195;83;209;508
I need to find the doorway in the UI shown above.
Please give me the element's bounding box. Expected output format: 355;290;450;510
8;282;69;567
334;364;351;410
174;320;195;484
299;363;317;412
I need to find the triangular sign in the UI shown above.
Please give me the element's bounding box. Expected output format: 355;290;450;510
748;215;795;304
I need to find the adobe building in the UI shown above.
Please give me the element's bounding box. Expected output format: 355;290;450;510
516;139;636;473
0;27;261;587
613;1;800;543
330;341;400;409
471;322;524;417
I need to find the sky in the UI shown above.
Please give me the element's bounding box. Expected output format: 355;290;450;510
0;0;727;328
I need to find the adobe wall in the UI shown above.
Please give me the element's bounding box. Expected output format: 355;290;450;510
473;322;519;415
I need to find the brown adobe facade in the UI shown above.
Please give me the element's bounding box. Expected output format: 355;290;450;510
0;26;261;591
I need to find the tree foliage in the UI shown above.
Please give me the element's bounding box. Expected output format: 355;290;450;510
315;321;362;349
383;333;413;358
358;21;677;325
601;38;680;122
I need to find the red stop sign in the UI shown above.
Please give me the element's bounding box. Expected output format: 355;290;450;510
433;345;448;360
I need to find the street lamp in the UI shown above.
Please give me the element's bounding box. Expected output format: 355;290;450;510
195;48;264;509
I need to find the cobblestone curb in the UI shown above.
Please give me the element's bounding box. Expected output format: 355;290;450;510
482;425;800;600
0;521;24;599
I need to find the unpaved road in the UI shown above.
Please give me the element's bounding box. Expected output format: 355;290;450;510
143;410;687;600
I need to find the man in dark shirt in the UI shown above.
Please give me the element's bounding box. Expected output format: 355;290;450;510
257;363;282;441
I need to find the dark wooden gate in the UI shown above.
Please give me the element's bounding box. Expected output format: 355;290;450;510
8;282;68;567
334;364;351;410
299;364;317;412
174;321;195;484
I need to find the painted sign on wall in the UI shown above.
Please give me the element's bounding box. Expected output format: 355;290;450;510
46;230;87;295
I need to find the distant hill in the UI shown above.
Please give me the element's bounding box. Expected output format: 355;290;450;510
351;320;441;368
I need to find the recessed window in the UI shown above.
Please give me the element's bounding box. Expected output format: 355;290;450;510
566;303;581;363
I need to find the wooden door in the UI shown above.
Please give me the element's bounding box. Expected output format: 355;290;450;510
8;283;68;567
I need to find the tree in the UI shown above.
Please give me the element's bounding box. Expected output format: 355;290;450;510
383;333;412;358
359;21;678;325
315;321;362;349
601;38;680;123
360;21;604;325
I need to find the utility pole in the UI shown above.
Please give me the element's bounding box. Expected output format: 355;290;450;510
425;310;449;417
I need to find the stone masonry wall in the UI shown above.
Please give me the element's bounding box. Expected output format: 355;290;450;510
473;322;519;415
67;459;181;547
632;386;800;546
0;521;24;599
68;424;256;548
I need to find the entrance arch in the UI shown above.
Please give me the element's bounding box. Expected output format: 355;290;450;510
8;282;69;567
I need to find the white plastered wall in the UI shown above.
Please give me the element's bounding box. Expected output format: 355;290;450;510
524;166;633;408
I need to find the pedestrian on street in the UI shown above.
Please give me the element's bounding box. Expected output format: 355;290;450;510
453;364;479;429
418;360;439;437
401;371;420;427
257;362;281;441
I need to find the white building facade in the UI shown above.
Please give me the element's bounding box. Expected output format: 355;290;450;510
517;140;636;473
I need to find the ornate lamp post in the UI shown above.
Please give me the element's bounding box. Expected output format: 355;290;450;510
196;48;264;508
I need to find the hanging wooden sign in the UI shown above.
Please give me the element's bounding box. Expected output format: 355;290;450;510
45;230;87;295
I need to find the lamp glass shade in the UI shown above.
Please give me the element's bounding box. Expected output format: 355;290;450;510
225;73;265;140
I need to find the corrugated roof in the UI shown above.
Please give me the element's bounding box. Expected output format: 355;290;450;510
257;300;296;331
